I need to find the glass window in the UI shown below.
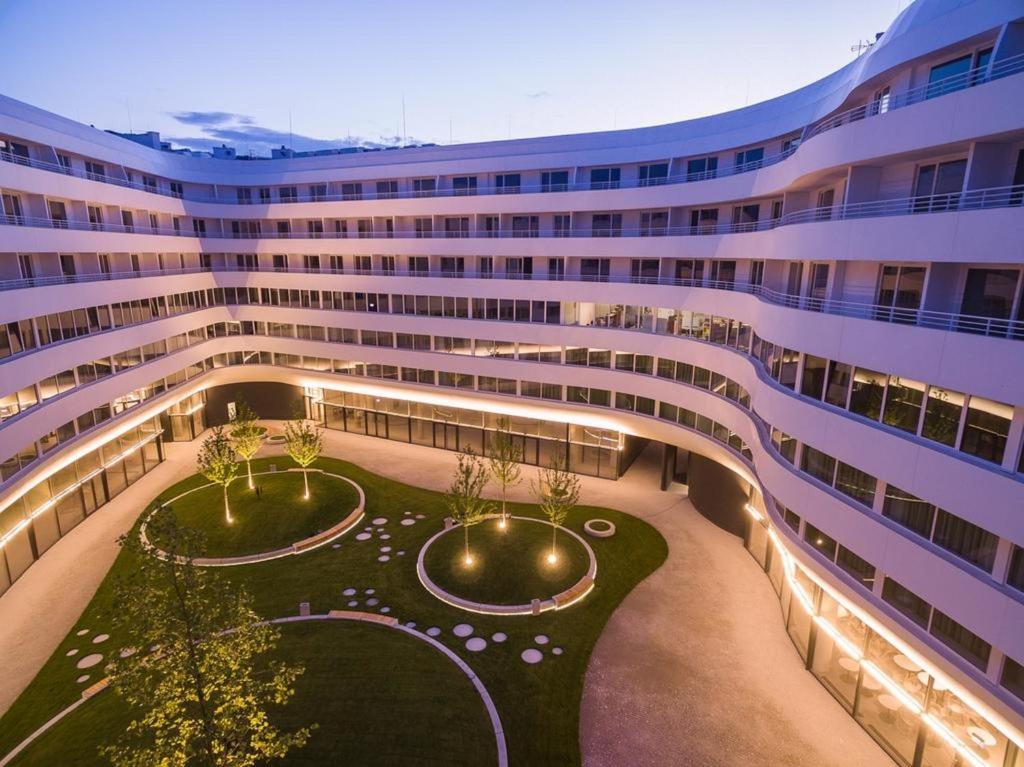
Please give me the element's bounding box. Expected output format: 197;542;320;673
960;396;1011;464
882;578;931;629
1008;546;1024;593
804;523;837;560
881;376;924;433
836;546;875;589
882;485;935;538
834;463;876;507
801;355;827;399
823;361;852;408
929;610;990;670
849;368;885;420
931;510;998;572
801;446;836;486
921;387;963;447
1002;655;1024;702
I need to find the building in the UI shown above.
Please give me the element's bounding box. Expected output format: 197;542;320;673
0;0;1023;764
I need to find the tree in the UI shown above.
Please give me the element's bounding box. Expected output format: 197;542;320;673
533;454;581;564
487;418;522;530
284;415;323;500
229;399;262;490
197;426;240;524
103;508;311;767
444;448;493;565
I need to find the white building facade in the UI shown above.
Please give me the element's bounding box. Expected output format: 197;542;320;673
1;1;1023;764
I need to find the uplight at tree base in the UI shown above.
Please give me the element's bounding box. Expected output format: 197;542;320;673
498;519;507;530
463;555;475;567
547;552;559;565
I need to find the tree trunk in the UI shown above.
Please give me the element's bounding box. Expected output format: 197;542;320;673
551;523;557;557
464;524;470;560
303;468;310;499
501;487;507;525
247;459;254;490
223;485;232;524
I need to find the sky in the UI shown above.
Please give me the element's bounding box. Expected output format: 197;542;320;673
0;0;909;155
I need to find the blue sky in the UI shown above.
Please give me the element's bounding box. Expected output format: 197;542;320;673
0;0;907;154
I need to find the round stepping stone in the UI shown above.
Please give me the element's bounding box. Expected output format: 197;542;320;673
347;600;358;607
492;632;507;643
521;649;543;664
427;627;442;637
400;519;416;526
331;544;341;549
66;648;79;657
76;675;90;684
377;555;390;562
553;647;564;656
355;533;371;541
404;512;412;516
365;588;375;595
405;621;416;628
376;528;384;533
380;546;392;553
415;514;425;520
372;517;388;525
534;634;549;645
76;629;89;636
364;526;373;532
119;648;136;658
397;550;406;556
366;597;379;606
343;588;356;596
380;534;391;540
380;607;390;614
466;637;487;652
453;624;473;638
77;653;103;669
92;634;109;644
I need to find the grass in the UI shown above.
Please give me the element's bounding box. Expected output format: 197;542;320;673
7;621;497;766
149;470;360;557
0;455;668;766
423;517;590;605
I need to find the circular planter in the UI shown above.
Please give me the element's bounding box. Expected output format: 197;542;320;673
584;519;616;538
265;434;286;445
416;516;597;616
140;469;365;566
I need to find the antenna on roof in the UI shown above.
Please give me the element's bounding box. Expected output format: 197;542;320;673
851;39;875;57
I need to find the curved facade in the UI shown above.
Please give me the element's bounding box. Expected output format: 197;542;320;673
1;0;1024;764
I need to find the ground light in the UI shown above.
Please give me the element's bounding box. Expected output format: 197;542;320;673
498;519;507;530
547;551;558;565
464;554;474;567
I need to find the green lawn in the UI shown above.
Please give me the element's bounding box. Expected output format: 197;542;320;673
0;455;668;766
423;517;591;605
149;470;360;557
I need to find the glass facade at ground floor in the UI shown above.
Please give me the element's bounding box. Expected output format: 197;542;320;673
745;516;1024;767
0;418;164;596
308;388;629;479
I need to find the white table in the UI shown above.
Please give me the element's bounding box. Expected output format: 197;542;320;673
966;725;997;748
917;671;950;692
893;654;921;673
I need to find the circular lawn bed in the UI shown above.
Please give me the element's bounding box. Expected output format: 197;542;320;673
149;471;360;558
421;516;592;607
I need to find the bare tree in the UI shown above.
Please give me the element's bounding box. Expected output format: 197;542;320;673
533;454;581;563
197;426;240;524
444;448;493;565
487;417;522;529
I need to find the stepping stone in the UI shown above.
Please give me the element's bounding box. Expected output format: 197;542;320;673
405;621;416;628
400;519;416;526
466;637;487;652
77;653;103;669
331;544;341;549
553;647;563;656
376;528;385;533
380;546;391;553
365;588;375;595
355;533;371;541
119;648;136;658
534;635;549;645
66;649;78;657
380;607;391;614
521;649;543;664
92;634;109;644
372;517;388;525
363;526;373;532
76;629;89;636
397;550;406;556
415;514;425;520
453;624;473;638
427;627;441;637
378;555;390;562
343;588;356;596
380;534;391;540
366;597;379;606
76;675;90;684
404;512;412;516
492;632;507;643
348;600;358;607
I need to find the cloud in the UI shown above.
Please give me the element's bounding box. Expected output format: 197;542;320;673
526;90;552;99
166;110;421;156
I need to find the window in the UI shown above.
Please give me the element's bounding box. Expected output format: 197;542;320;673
875;265;925;322
541;170;569;192
882;578;931;629
749;260;764;286
731;204;759;229
804;523;837;560
413;178;436;197
376;180;398;199
341;182;363;201
800;355;827;399
881;376;925;433
800;446;836;486
929;610;990;671
921;387;963;446
589;167;620;190
960;396;1011;464
932;510;998;572
452;176;477;196
912;159;966;212
495;174;520;194
734;147;764;170
849;368;885;420
580;259;610;282
959;268;1019;323
1002;656;1024;702
638;163;668;186
689;208;718;233
639;211;668;236
685;157;717;180
882;485;935;538
591;214;622;237
279;186;297;202
1008;546;1024;593
553;214;571;237
926;54;972;98
836;546;875;587
834;462;876;507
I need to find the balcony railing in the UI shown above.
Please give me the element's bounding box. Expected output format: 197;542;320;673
1;183;1020;242
1;52;1021;205
3;258;1022;343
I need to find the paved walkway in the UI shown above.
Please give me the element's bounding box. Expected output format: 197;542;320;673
0;426;888;765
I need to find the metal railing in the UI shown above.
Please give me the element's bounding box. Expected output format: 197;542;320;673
1;52;1020;205
3;182;1020;241
3;259;1021;342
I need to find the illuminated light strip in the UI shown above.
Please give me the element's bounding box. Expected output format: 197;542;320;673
744;503;763;521
0;430;163;552
767;514;1019;765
